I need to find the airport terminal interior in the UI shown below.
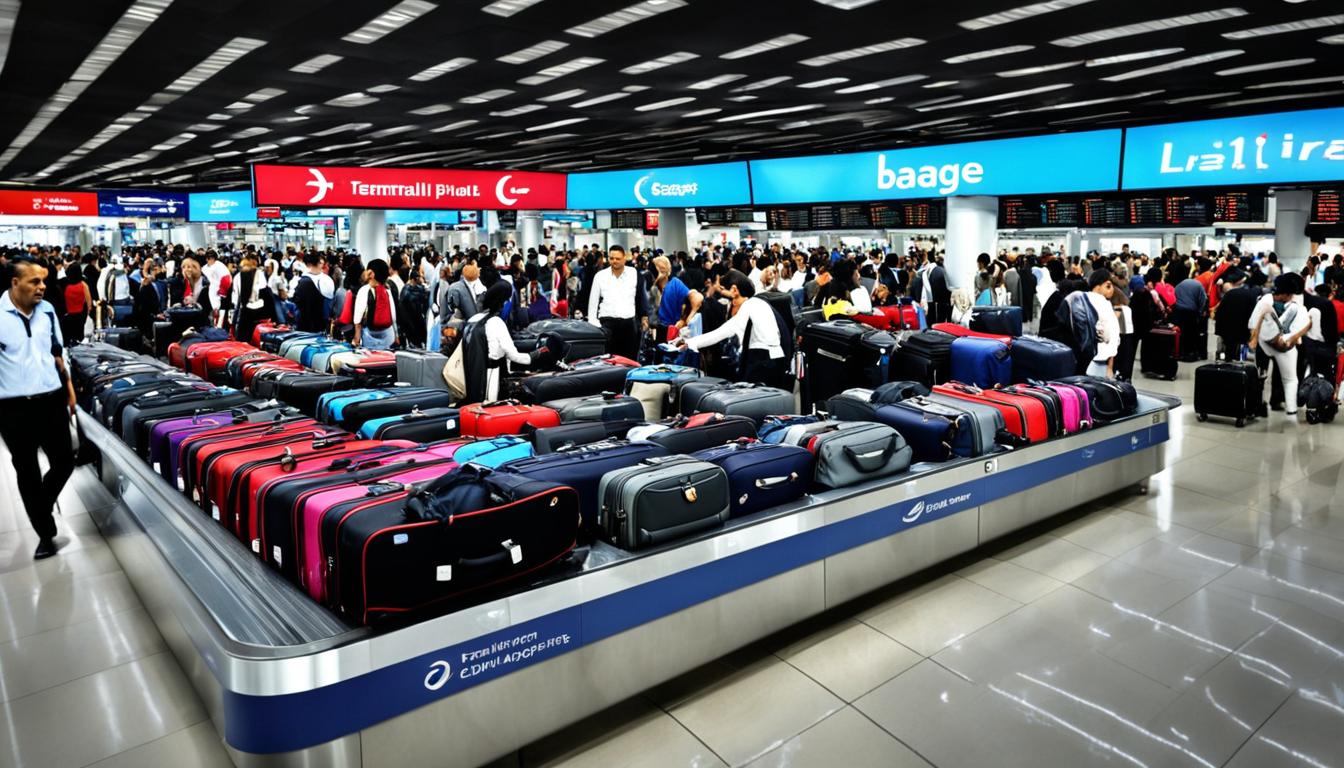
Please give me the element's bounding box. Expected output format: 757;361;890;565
2;1;1344;767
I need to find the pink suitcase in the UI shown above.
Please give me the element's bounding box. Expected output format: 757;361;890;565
1046;382;1092;431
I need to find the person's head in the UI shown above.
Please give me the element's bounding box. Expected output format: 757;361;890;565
65;262;81;282
1145;267;1163;286
1272;274;1296;301
653;255;671;280
1047;260;1067;283
304;251;321;269
1315;284;1332;299
480;280;512;315
369;259;390;284
181;257;201;282
724;270;755;304
205;249;218;263
8;258;48;311
1089;268;1115;298
608;245;626;272
461;258;480;282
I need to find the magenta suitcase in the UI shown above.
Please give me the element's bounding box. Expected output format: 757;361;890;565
1046;382;1092;431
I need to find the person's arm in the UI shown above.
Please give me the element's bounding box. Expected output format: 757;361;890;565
636;272;650;331
587;271;603;327
352;286;368;346
55;355;76;416
684;302;748;351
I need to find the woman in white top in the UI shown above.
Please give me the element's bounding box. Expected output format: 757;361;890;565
1250;274;1314;416
677;270;787;388
353;260;399;351
462;281;537;402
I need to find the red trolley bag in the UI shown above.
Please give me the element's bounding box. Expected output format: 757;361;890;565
202;430;357;536
252;322;290;347
459;400;561;437
187;420;334;518
933;382;1050;444
171;417;313;494
186;341;255;382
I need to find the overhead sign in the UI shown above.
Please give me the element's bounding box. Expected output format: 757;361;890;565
187;191;258;222
565;161;751;209
96;189;188;217
0;190;98;216
386;209;460;225
1122;107;1344;190
251;164;567;210
749;130;1122;204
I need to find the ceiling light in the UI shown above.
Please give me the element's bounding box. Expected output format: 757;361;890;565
864;96;894;104
1223;14;1343;39
1248;75;1344;89
326;92;379;107
622;85;651;92
725;95;758;102
683;108;722;117
1164;92;1240;103
1211;88;1344;107
800;37;925;66
214;150;241;158
1049;111;1129;125
165;37;264;94
490;104;546;117
311;122;371;137
290;54;342;74
1085;48;1183;66
538;88;586;101
409;103;453;115
570;92;633;108
733;76;792;92
481;0;545;17
1323;34;1344;44
716;103;824;122
943;45;1033;64
367;125;418;138
342;0;436;43
1216;58;1315;76
812;0;881;8
915;82;1073;111
1103;49;1243;81
687;74;746;90
899;116;972;130
231;126;269;139
908;94;962;108
960;0;1097;30
799;77;849;88
923;80;958;88
720;33;809;59
620;51;698;74
1022;90;1162;111
459;88;514;103
317;141;372;153
526;117;589;132
566;0;687;38
517;56;604;85
835;74;926;93
409;57;476;82
497;39;568;64
996;61;1079;77
429;119;479;133
366;83;401;94
636;97;696;111
1053;8;1248;47
246;143;280;154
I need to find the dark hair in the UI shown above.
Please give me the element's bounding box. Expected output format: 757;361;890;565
1088;268;1113;290
727;269;755;298
304;251;321;267
369;259;390;284
480;280;512;315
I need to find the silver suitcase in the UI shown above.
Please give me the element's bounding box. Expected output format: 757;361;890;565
597;456;729;549
395;349;450;390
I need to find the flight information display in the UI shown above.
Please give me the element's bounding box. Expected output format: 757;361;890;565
1004;191;1263;228
765;200;945;230
1083;198;1128;227
1313;190;1341;224
696;207;757;225
1213;191;1266;223
610;209;648;229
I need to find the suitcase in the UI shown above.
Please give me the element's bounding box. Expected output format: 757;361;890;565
333;388;455;432
281;335;328;362
97;327;142;352
860;303;923;331
176;418;324;499
950;337;1012;389
165;306;210;339
889;330;954;387
459;400;561;437
931;322;1014;345
152;321;177;358
545;392;645;423
871;380;931;404
336;468;581;624
250;322;289;347
1044;382;1093;430
513;318;609;364
860;397;978;462
1002;383;1065;438
395;350;450;390
527;419;643;454
691;441;814;518
199;430;353;532
690;383;796;426
624;365;705;420
823;391;881;422
454;435;536;469
500;440;670;532
274;373;361;417
241;358;305;388
933;382;1050;444
225;351;282;389
344;358;399;387
1194;362;1262;427
908;394;1001;458
1141;325;1180;380
758;414;825;445
302;341;355;371
1010;335;1075;384
645;414;757;454
970;306;1023;337
186;341;255;383
673;376;735;416
265;331;321;354
146;404;285;478
120;388;254;455
514;355;638;403
804;421;912;489
1051;376;1138;424
597;455;730;549
798;320;897;409
358;406;461;441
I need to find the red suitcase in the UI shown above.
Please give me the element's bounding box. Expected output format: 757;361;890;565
459;400;561;437
186;341;255;381
931;323;1015;346
252;322;290;347
933;382;1050;443
853;305;922;332
201;429;351;532
184;421;332;517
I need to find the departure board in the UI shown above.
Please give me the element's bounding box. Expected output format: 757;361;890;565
697;207;756;225
869;203;902;228
1164;195;1213;227
1127;197;1166;227
765;200;944;230
1083;198;1127;227
611;209;647;229
807;204;838;229
902;201;945;228
1213;191;1266;223
1043;199;1081;226
767;208;811;229
496;210;518;228
838;204;872;228
1000;198;1045;228
1313;190;1341;224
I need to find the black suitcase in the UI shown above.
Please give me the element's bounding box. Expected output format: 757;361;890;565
527;419;642;453
889;330;955;387
500;440;670;533
120;388;256;455
365;407;463;441
970;306;1023;337
692;383;796;426
1193;361;1262;427
799;320;897;409
513;319;608;366
515;361;635;403
645;414;757;454
333;388;455;431
275;374;361;417
674;376;734;416
98;327;143;352
758;291;798;337
545;392;646;423
165;306;210;339
152;321;176;358
1142;325;1180;380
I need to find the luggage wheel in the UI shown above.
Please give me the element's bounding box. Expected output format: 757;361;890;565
1196;413;1207;422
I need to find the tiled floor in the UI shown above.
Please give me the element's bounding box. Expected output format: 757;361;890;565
4;364;1344;767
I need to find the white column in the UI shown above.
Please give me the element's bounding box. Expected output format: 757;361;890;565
185;222;208;250
1273;189;1313;271
943;196;998;290
607;229;636;251
350;209;388;264
76;226;94;252
655;208;690;254
517;210;544;251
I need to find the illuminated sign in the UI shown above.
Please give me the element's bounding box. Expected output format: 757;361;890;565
566;162;751;209
252;164;567;210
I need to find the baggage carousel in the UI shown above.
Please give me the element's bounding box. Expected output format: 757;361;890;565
78;391;1178;768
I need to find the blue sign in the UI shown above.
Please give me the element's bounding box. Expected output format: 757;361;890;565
566;161;751;209
386;209;460;225
188;191;258;222
749;130;1123;204
1122;107;1344;190
96;189;189;218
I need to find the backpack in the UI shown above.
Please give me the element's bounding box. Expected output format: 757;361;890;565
366;284;395;330
1056;292;1098;362
337;288;355;325
299;274;334;321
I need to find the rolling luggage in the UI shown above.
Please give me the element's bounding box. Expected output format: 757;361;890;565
176;417;324;498
513;318;609;364
690;383;795;426
281;335;328;363
1050;376;1138;424
358;406;461;441
186;341;255;383
1301;375;1337;425
167;329;229;370
691;441;814;518
624;364;704;420
933;382;1050;443
121;387;254;454
165;306;210;339
301;341;354;371
459;400;561;437
950;337;1012;389
395;350;450;390
803;421;912;489
241;358;304;388
331;388;455;432
527;419;644;454
931;323;1014;345
152;321;176;358
1141;324;1180;380
1044;381;1092;431
1194;361;1262;427
545;392;645;423
798;320;897;409
224;351;281;389
514;355;638;404
146;404;286;478
888;330;954;387
1002;383;1064;438
645;414;757;454
673;376;735;416
871;380;931;404
970;305;1023;337
265;331;321;354
199;431;354;531
454;435;536;469
335;468;581;624
1010;335;1075;384
500;440;670;532
273;373;360;417
823;390;881;422
865;396;989;462
597;456;730;549
97;327;142;352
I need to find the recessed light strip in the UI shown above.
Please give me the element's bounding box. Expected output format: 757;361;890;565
1053;8;1247;47
943;44;1033;64
1102;49;1243;82
959;0;1097;30
1215;58;1314;76
566;0;687;38
914;82;1073;111
1085;48;1183;67
342;0;436;44
720;33;809;59
497;39;568;64
1222;13;1344;40
800;37;924;66
835;74;927;93
289;53;342;73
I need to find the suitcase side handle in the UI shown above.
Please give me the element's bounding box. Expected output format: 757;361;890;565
478;399;520;408
755;473;797;489
842;437;897;472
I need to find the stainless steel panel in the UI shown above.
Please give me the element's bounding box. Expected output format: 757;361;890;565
227;735;362;768
978;474;1077;543
823;510;981;608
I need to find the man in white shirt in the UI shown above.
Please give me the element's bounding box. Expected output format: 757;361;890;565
678;270;786;387
1084;269;1121;378
587;245;648;360
200;249;231;325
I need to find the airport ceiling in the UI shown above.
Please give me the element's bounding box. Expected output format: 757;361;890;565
0;0;1341;190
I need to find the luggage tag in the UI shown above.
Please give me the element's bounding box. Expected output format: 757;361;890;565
501;539;523;565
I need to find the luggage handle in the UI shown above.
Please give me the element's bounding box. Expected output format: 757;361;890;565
478;399;520;408
842;437;896;471
755;473;797;489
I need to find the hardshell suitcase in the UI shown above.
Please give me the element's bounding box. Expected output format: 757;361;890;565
1044;382;1093;430
866;397;988;462
1142;325;1180;380
395;350;450;390
950;337;1012;389
274;373;360;417
1194;361;1261;427
597;456;730;549
459;400;561;437
871;380;931;404
528;419;644;454
165;306;210;340
225;352;282;389
186;342;254;383
931;323;1014;346
1011;335;1075;384
798;320;897;409
98;327;142;352
645;414;757;454
452;435;535;469
333;388;455;432
500;440;670;532
623;365;704;420
889;330;954;387
152;321;176;358
119;388;254;454
805;421;913;489
358;406;461;441
673;376;734;416
691;383;796;426
1051;376;1138;424
933;383;1050;444
545;392;645;423
969;306;1024;337
513;318;609;364
692;441;814;518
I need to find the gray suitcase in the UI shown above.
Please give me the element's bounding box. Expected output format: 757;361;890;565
597;455;730;549
395;349;450;390
692;383;797;426
545;392;646;423
926;393;1006;453
809;421;912;489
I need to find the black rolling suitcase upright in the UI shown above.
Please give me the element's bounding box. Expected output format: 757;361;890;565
888;330;955;388
1141;325;1180;380
1193;361;1262;427
798;320;897;410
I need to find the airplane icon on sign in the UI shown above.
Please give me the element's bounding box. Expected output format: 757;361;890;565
306;168;334;203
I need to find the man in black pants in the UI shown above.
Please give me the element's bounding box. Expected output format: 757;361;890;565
0;259;78;559
586;245;648;360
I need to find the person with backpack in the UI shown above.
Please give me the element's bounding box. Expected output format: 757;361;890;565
675;269;789;388
292;251;335;333
398;270;430;348
353;259;399;350
461;281;541;403
230;255;282;346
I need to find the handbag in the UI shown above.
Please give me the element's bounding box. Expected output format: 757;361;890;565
442;340;466;400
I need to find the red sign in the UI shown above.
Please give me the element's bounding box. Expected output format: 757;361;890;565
252;164;567;210
0;190;98;216
256;207;282;219
215;223;234;231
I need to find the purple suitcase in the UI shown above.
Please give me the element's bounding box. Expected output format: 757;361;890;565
151;412;238;482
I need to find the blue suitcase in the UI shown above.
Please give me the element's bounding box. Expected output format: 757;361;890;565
950;337;1012;388
970;306;1023;336
455;435;535;469
358;407;461;440
758;414;823;444
500;440;670;532
691;441;814;518
260;330;317;353
302;342;352;370
316;388;391;425
310;344;356;374
871;398;982;462
1011;335;1075;384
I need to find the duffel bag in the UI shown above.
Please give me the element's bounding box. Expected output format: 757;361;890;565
805;421;912;489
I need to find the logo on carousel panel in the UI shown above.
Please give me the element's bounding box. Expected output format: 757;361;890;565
902;500;926;524
423;660;452;691
902;491;974;524
306;168;333;204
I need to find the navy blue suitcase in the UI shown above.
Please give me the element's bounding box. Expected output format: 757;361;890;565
691;441;814;518
874;399;978;462
950;337;1012;388
970;306;1023;336
500;440;670;533
1011;335;1075;384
